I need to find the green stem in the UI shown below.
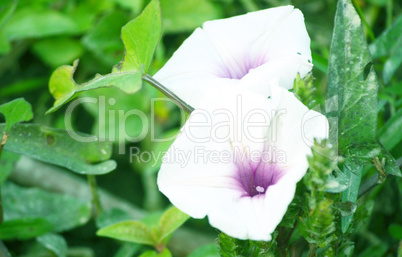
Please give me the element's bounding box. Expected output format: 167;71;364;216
0;131;9;225
143;74;194;114
87;175;103;216
352;0;376;42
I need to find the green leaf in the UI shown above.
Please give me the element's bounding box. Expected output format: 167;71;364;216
32;37;84;68
2;8;82;40
37;233;68;257
0;123;116;175
369;15;402;84
82;10;128;66
115;0;162;73
0;98;33;132
3;182;91;232
378;108;402;151
161;0;222;34
113;243;141;257
327;0;401;232
389;223;402;240
0;151;19;185
188;244;219;257
96;208;133;229
0;0;16;30
0;217;53;240
139;249;172;257
157;206;189;243
97;220;156;245
47;60;142;113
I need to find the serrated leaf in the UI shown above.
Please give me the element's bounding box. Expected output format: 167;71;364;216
37;233;68;257
3;182;91;232
116;0;161;73
47;60;142;113
0;217;53;240
157;206;189;242
0;123;116;175
97;220;156;245
0;98;33;132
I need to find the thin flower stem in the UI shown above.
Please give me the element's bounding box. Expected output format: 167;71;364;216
87;175;103;216
0;131;9;225
352;0;376;42
143;74;194;114
239;0;259;12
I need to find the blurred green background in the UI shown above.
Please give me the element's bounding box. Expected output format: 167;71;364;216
0;0;401;256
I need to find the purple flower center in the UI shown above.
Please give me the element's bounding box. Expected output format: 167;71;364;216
234;160;283;197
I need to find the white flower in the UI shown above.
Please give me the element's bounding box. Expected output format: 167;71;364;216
157;86;328;241
154;6;312;108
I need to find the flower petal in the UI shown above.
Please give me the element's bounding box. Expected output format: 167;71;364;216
154;6;313;107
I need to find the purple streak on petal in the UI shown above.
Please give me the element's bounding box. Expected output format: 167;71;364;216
232;148;284;198
217;52;269;80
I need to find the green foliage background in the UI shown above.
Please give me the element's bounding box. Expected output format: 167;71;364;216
0;0;401;256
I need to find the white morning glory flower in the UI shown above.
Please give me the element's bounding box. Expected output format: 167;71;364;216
157;86;328;241
154;6;312;108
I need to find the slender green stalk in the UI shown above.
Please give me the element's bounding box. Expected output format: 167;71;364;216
143;74;194;114
87;175;103;216
0;131;9;225
358;173;379;198
307;243;316;257
352;0;376;42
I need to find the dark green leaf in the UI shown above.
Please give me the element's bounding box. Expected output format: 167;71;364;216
3;182;91;232
97;220;156;245
157;206;189;242
0;98;33;132
37;233;68;257
32;37;84;68
341;163;362;233
47;60;142;113
161;0;222;34
0;78;47;98
115;0;162;73
0;217;53;240
0;123;116;175
389;223;402;240
113;243;141;257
